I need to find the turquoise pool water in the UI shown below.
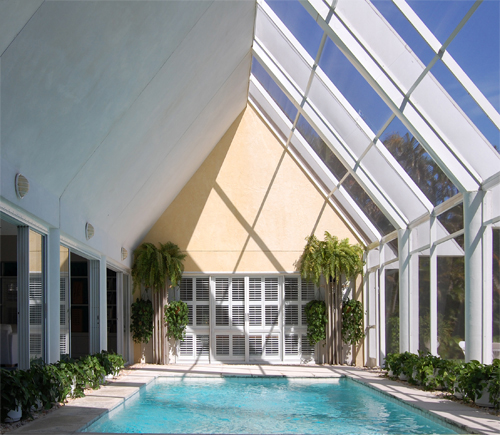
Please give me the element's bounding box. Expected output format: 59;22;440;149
81;377;463;434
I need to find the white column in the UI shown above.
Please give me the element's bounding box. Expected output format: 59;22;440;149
379;245;386;365
100;255;107;352
398;228;411;353
46;229;60;363
464;190;486;362
17;226;30;369
409;251;419;353
429;214;439;356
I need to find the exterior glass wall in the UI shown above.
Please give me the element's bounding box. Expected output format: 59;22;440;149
385;268;399;354
29;230;44;362
437;239;465;360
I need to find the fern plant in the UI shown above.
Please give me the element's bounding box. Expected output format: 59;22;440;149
299;232;364;285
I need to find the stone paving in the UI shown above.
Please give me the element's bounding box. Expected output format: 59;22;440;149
6;364;500;435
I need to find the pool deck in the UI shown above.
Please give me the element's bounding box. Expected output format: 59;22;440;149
5;363;500;435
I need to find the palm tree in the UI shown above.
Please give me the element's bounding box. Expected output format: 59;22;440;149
132;242;186;364
299;232;364;364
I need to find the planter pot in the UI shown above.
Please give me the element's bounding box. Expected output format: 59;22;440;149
475;383;494;408
31;398;43;412
388;370;394;377
475;391;493;407
6;405;22;423
399;373;408;381
453;382;463;399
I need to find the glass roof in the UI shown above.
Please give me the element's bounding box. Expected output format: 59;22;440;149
250;0;500;245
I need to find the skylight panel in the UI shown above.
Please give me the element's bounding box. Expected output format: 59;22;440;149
430;60;499;153
380;117;459;206
318;38;393;134
295;115;348;181
371;0;435;66
265;0;323;60
406;0;476;44
342;174;396;236
251;57;298;123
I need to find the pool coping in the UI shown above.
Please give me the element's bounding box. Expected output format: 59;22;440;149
6;363;500;435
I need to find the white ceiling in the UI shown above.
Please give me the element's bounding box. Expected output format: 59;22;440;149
1;0;255;259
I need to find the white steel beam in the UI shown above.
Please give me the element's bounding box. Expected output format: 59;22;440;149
302;0;481;192
253;40;408;230
392;0;500;132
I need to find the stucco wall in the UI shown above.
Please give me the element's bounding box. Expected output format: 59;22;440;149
142;105;362;271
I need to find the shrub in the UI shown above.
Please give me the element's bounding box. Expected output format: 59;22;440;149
164;300;189;341
304;300;327;345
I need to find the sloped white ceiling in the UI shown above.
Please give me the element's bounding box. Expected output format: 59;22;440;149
1;0;255;261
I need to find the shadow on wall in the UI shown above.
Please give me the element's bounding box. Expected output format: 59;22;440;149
142;105;363;274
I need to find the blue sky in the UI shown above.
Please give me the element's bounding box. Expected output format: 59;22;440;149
265;0;500;151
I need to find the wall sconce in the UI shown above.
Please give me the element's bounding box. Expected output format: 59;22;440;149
121;248;128;261
85;222;94;240
15;173;29;199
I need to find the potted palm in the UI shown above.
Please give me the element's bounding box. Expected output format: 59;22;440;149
298;232;364;364
132;241;186;364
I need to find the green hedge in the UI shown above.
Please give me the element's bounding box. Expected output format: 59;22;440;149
384;352;500;408
1;351;125;422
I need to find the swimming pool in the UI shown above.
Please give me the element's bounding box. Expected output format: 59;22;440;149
81;377;464;434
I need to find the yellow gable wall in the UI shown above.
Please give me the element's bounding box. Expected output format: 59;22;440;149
142;105;363;272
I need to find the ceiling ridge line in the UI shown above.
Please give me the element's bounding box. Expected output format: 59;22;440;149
0;0;45;59
107;51;252;237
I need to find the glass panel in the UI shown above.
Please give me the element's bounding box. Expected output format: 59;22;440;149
493;229;500;359
29;230;44;363
371;0;435;65
251;58;298;122
430;60;499;153
446;0;500;113
342;174;395;236
437;239;465;360
295;115;348;180
318;38;393;134
406;0;476;44
419;256;430;353
106;269;117;354
60;246;70;357
71;253;89;359
385;268;399;354
265;0;323;60
0;218;18;368
381;117;459;205
437;203;463;235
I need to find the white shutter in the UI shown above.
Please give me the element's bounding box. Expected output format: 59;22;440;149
264;335;279;356
249;278;261;301
180;278;193;301
285;277;299;301
232;335;245;355
285;305;299;325
180;335;194;356
196;278;209;301
232;306;245;326
285;335;299;355
249;305;262;326
264;278;278;301
195;305;210;326
249;335;262;355
215;278;229;301
196;335;209;356
216;335;230;355
265;305;278;326
216;306;229;326
231;278;244;301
